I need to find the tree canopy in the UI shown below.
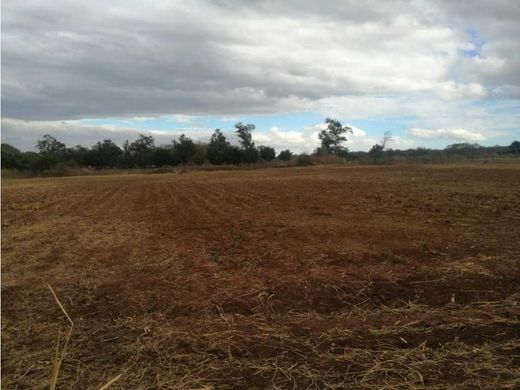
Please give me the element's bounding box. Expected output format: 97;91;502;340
318;118;352;154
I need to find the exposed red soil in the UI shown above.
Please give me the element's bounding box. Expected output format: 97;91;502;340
2;164;520;388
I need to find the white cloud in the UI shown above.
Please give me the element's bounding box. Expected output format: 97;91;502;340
407;128;485;142
313;95;518;141
270;127;306;143
252;126;319;152
166;114;197;123
349;126;366;137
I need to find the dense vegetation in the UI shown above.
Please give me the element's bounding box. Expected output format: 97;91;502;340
1;119;519;175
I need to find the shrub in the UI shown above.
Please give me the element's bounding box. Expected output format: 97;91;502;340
296;154;313;166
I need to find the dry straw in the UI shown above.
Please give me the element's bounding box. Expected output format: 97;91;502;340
47;284;122;389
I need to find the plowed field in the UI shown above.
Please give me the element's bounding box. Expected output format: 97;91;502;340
2;164;520;388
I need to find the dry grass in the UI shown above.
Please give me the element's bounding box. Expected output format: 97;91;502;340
47;284;122;389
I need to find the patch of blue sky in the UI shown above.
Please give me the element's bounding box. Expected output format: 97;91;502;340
80;111;417;141
81;112;323;133
349;116;417;138
458;28;484;58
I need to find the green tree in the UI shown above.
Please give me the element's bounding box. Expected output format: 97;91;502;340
36;134;66;155
509;140;520;154
192;143;207;165
172;134;196;164
87;139;122;168
129;134;155;167
207;129;231;165
258;145;276;161
152;146;175;166
278;149;292;161
226;145;242;164
240;148;260;163
235;122;256;149
1;144;24;169
66;145;89;166
445;143;482;158
318;118;352;154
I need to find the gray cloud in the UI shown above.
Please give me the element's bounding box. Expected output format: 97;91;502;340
2;0;520;120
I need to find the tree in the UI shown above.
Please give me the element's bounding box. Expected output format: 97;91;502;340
1;144;24;169
369;131;393;157
445;142;482;158
445;142;481;151
128;134;155;167
278;149;292;161
380;131;393;151
240;147;260;163
57;145;89;168
226;145;242;164
172;134;196;164
258;145;276;161
509;140;520;154
87;139;122;168
318;118;352;154
192;143;207;165
235;122;256;149
152;146;175;166
129;134;155;153
234;122;260;163
207;129;231;165
36;134;66;155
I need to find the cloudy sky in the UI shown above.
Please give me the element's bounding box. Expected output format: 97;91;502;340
2;0;519;152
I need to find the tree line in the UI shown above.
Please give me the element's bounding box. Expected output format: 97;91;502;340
2;118;519;173
1;122;294;172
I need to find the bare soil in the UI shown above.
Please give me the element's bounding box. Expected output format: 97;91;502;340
2;164;520;389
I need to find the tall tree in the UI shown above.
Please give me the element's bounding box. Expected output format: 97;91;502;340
36;134;66;155
318;118;352;154
129;134;155;167
207;129;231;165
278;149;293;161
88;139;122;168
172;134;196;164
258;145;276;161
235;122;255;149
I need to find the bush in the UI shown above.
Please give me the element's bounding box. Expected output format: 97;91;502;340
296;154;314;166
312;153;345;164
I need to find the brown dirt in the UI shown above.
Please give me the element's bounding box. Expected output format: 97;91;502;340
2;163;520;389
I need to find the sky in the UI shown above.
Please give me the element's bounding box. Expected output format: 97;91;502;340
1;0;519;152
